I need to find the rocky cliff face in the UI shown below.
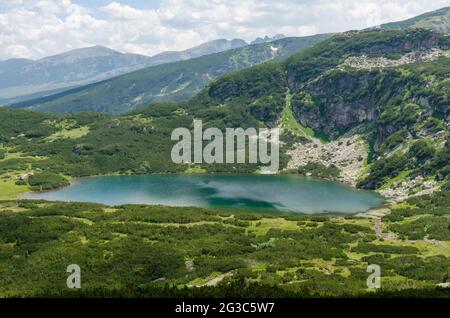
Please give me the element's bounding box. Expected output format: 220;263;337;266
286;29;449;140
291;71;380;139
278;29;449;194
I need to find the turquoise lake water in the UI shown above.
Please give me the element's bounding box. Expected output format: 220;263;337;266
24;174;385;214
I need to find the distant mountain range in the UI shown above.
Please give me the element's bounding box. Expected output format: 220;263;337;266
10;34;331;114
146;39;248;66
3;6;450;114
0;38;250;104
0;46;150;103
250;34;286;45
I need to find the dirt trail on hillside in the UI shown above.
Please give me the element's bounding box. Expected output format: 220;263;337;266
357;208;397;241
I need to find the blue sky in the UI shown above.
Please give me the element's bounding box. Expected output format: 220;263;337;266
1;0;449;60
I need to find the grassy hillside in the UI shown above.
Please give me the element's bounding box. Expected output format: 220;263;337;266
0;190;448;297
12;35;331;115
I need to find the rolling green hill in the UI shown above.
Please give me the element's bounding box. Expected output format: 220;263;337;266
0;192;448;297
380;6;450;33
11;35;331;115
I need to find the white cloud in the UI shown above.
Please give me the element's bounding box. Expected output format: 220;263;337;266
101;2;148;20
0;0;449;60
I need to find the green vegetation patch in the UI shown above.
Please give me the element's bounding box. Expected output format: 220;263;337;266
26;173;70;191
0;194;447;297
383;191;450;240
45;126;90;141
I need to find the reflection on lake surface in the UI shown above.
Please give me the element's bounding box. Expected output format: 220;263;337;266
24;174;385;214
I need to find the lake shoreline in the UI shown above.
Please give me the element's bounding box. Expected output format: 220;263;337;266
21;173;386;215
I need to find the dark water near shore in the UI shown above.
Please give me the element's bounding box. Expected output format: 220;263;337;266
24;174;385;214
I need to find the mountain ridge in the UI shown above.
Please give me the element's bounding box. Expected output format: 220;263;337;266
147;38;248;66
0;39;250;104
11;34;332;114
8;6;450;114
380;6;450;33
251;34;286;45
